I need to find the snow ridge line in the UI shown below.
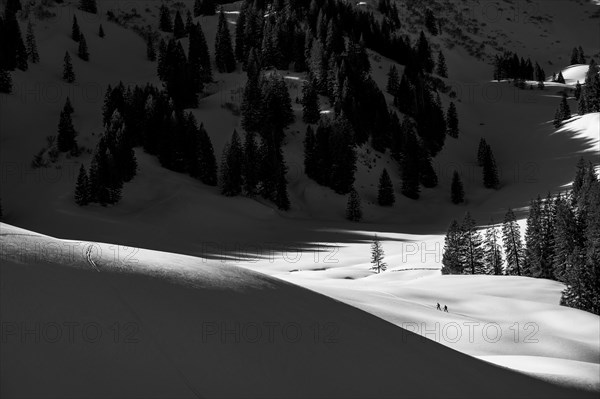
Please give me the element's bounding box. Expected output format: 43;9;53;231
84;244;100;272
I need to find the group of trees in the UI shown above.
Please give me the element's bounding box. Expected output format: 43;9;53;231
0;0;30;91
569;46;586;65
492;51;545;83
575;59;600;115
442;159;599;315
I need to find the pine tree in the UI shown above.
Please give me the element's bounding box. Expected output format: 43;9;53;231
583;60;600;113
502;209;524;275
57;108;77;153
301;80;320;124
62;51;75;82
477;138;488;166
370;235;387;273
196;123;218;186
159;4;172;32
552;194;578;281
377;168;395;206
484;222;504;275
386;65;400;95
220;130;243;196
74;164;89;205
446;101;459;138
78;34;89;61
524;196;543;277
416;31;434;73
442;220;464;274
345;188;362;222
570;47;579;65
482;144;500;189
436;50;448;77
72;15;81;41
79;0;97;14
462;212;485;274
535;62;546;83
328;114;356;194
241;63;263;133
0;68;12;93
146;36;156;61
63;96;74;114
554;92;571;127
25;21;39;63
556;71;565;84
578;46;586;64
98;24;105;37
2;12;28;71
215;8;236;73
450;170;464;204
243;131;259;195
173;10;185;39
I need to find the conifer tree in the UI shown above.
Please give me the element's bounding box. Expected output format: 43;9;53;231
57;108;77;153
234;2;247;62
74;164;89;206
577;46;586;64
79;0;97;14
63;96;74;114
570;47;579;65
215;8;236;73
62;51;75;82
159;4;173;32
583;60;600;113
450;170;464;204
243;131;259;195
98;24;104;38
436;50;447;77
345;188;362;222
301;79;320;124
173;10;185;39
241;62;263;133
146;37;156;61
556;71;565;84
462;212;485;274
502;208;524;276
196;123;218;186
78;34;89;61
534;62;546;83
482;144;500;189
446;101;459;138
25;21;39;63
484;223;503;275
328;114;356;194
416;31;434;73
477;137;488;166
442;220;464;274
554;92;571;127
370;235;387;273
193;0;202;17
377;168;395;206
2;11;28;71
72;15;81;41
0;68;12;93
524;196;543;277
220;130;243;196
552;194;578;281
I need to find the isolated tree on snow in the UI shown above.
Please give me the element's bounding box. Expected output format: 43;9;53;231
25;21;39;63
556;71;565;84
159;4;172;32
436;50;448;77
370;235;387;273
451;170;464;204
446;101;459;138
173;10;185;39
346;188;362;222
484;222;504;275
477;138;488;166
442;220;464;274
74;164;90;206
215;8;236;73
98;24;105;38
72;15;81;41
78;34;89;61
502;208;524;276
301;80;320;124
0;68;13;93
62;52;75;83
57;108;77;153
377;168;395;206
482;144;500;189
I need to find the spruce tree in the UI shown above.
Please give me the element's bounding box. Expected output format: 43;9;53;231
328;114;356;194
25;21;39;63
370;235;387;273
484;223;504;275
552;194;578;281
482;144;500;189
57;108;77;153
450;170;464;204
446;101;459;138
78;34;89;61
477;137;488;166
63;96;74;114
72;15;81;41
62;51;75;82
243;131;259;195
462;212;485;274
215;8;236;73
301;80;320;124
442;220;464;274
556;71;565;84
345;188;362;222
436;50;448;77
193;0;202;17
502;208;524;276
0;68;12;93
570;47;579;65
377;168;395;206
74;164;90;205
98;24;105;37
173;10;185;39
577;46;586;64
159;4;173;32
241;63;263;133
524;196;543;277
583;60;600;113
220;130;243;196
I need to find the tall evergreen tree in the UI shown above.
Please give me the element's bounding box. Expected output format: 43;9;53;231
345;188;362;222
502;208;524;276
577;46;586;64
556;71;565;84
72;15;81;41
484;222;504;275
243;131;259;195
477;137;488;166
215;8;236;73
62;51;75;82
74;164;89;206
173;10;185;39
446;102;459;138
482;144;500;189
436;50;447;77
554;92;571;127
98;24;104;38
56;108;77;153
25;21;39;63
220;130;243;196
159;4;173;32
78;33;89;61
442;220;464;274
552;194;578;281
63;96;74;114
377;168;395;206
570;47;579;65
524;196;543;277
301;80;320;124
370;235;387;273
450;170;464;204
462;212;485;274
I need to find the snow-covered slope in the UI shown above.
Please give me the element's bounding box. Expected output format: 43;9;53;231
0;223;595;398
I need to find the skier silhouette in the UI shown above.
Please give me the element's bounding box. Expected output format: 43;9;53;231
436;303;441;311
443;305;448;312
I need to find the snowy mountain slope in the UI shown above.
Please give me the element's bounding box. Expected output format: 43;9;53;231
2;223;594;398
